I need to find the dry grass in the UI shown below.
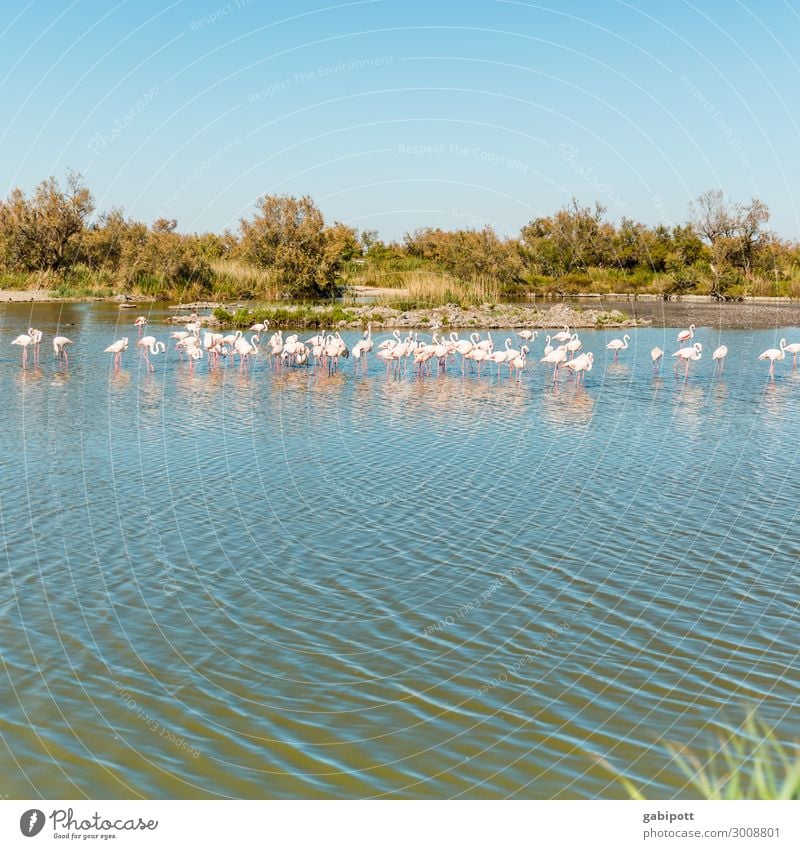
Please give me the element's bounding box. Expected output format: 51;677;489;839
209;260;282;300
372;271;504;308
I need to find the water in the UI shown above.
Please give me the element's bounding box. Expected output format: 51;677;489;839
1;302;798;799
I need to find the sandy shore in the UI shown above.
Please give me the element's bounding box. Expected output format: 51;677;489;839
0;289;157;303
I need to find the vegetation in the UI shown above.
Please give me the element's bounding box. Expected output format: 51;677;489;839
2;172;799;304
604;710;800;800
213;304;356;329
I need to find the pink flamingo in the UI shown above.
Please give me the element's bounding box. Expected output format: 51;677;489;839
27;328;43;365
136;335;166;372
11;333;34;366
565;334;582;359
651;346;664;372
464;345;490;377
606;334;630;362
712;344;728;375
672;342;702;377
677;324;696;344
541;345;568;383
53;336;73;364
758;339;786;379
134;316;147;336
563;351;593;385
783;342;800;369
235;333;260;371
352;324;373;373
509;345;529;380
553;325;572;343
105;337;128;369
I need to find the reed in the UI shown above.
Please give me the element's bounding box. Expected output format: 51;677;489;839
373;271;505;308
602;710;800;800
208;260;282;300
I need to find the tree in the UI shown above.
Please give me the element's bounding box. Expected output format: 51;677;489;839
404;226;523;285
689;190;738;245
152;217;178;233
520;200;613;276
239;194;342;297
689;190;770;276
0;171;94;272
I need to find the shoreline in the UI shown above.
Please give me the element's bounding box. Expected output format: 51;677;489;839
4;289;800;331
4;287;800;306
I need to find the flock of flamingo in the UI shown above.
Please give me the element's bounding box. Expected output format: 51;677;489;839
8;317;800;382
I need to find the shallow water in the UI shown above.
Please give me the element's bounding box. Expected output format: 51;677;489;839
1;302;798;799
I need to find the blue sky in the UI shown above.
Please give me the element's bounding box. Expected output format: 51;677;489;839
2;0;798;240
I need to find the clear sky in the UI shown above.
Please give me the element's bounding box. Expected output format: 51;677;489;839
2;0;798;240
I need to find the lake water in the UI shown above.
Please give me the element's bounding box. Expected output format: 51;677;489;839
1;301;798;799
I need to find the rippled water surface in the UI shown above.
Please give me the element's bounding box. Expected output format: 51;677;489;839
1;302;798;799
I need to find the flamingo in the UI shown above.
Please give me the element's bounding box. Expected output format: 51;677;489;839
541;345;568;383
11;333;34;365
465;345;491;377
517;329;537;342
490;338;519;375
305;332;327;347
386;334;411;375
758;338;787;379
176;335;203;370
323;333;349;374
352;324;373;372
606;334;630;362
250;320;269;333
677;324;696;344
137;336;166;372
672;342;702;377
170;330;193;360
431;336;450;375
783;342;800;369
268;330;284;366
104;337;129;369
542;335;553;357
378;330;401;351
293;344;310;366
282;334;300;355
184;315;201;335
712;344;728;375
563;351;593;385
310;337;326;367
134;316;147;335
376;346;397;376
565;334;582;358
450;333;475;375
27;327;43;363
203;332;225;366
553;325;571;343
489;347;509;378
476;332;494;353
509;345;529;380
413;344;435;377
235;334;260;370
650;346;664;371
53;336;73;363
